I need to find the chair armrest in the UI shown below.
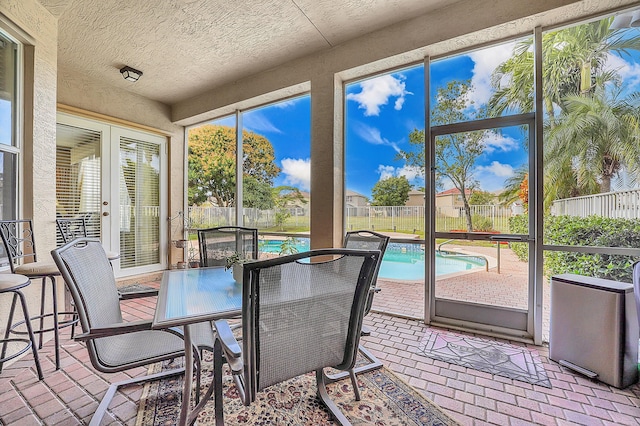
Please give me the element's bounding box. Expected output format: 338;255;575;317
213;320;242;358
118;288;159;300
74;319;153;341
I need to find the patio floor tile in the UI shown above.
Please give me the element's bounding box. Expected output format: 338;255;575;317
0;277;638;425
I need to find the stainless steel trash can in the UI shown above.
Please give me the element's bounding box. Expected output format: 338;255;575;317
550;274;639;388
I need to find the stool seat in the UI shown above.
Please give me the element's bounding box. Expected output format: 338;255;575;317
14;262;61;277
0;274;30;291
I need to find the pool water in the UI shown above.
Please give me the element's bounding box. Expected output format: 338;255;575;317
259;239;484;281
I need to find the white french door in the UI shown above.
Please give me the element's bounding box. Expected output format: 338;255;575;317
56;113;168;277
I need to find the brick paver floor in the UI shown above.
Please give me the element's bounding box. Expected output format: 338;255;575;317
1;274;638;425
373;244;552;341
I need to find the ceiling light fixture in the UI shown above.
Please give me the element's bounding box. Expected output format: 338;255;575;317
120;66;143;82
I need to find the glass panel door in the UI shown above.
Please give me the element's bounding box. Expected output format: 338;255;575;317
56;114;167;277
112;127;166;276
55;115;110;245
429;115;535;339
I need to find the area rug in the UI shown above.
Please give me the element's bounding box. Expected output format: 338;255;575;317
419;329;552;388
136;353;459;425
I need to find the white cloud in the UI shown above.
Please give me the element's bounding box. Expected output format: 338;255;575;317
347;74;412;116
273;98;300;109
353;122;401;152
243;111;282;134
605;52;640;91
377;165;396;180
281;158;310;191
377;164;424;184
474;161;515;191
467;42;517;107
482;131;519;153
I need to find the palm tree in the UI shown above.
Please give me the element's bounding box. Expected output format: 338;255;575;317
489;16;640;204
490;17;640;125
545;86;640;194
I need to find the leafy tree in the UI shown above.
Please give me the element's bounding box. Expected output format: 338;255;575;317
468;190;495;205
371;176;411;206
272;186;307;231
499;166;529;207
188;125;280;206
401;80;487;231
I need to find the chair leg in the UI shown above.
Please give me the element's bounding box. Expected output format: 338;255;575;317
49;276;61;370
348;369;361;401
89;367;185;426
316;368;352;426
38;278;46;350
0;293;19;373
213;338;225;426
323;344;383;382
17;290;44;380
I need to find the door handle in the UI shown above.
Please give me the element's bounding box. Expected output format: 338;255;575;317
489;235;527;242
103;212;110;216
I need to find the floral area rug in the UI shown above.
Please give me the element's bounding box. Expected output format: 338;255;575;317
136;352;459;425
419;329;552;388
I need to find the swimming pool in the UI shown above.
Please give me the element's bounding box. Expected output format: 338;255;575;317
259;239;485;281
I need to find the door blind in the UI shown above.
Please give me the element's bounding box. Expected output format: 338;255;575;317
119;136;161;269
55;123;102;244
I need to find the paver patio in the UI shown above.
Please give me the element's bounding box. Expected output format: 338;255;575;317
1;265;638;425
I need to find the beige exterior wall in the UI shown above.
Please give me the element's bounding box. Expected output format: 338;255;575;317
0;0;60;350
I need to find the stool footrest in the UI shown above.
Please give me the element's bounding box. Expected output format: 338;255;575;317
0;338;34;363
9;311;78;335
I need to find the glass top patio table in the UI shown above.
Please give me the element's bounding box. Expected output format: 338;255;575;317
152;267;242;329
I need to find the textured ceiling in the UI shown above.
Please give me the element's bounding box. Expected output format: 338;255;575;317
54;0;453;105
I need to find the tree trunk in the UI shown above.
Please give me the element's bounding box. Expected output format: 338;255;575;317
462;196;474;232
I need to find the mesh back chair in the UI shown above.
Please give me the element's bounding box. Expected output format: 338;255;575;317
0;219;76;371
197;226;258;268
325;230;389;383
212;248;381;425
56;217;120;261
51;238;215;426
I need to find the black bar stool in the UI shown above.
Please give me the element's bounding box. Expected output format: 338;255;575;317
0;274;44;380
0;219;77;370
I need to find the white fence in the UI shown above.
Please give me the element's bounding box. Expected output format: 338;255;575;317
551;189;640;219
189;204;513;232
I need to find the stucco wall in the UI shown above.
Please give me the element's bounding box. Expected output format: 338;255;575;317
0;0;60;357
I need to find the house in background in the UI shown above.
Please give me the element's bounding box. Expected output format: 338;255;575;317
435;188;471;217
405;190;425;207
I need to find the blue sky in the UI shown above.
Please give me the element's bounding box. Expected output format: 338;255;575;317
206;23;640;201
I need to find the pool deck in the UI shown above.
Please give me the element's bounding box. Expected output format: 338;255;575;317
371;243;551;341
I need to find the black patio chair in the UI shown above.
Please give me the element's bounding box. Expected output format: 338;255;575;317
0;219;77;371
56;217;120;261
197;226;258;268
325;230;389;382
51;238;215;426
212;248;381;425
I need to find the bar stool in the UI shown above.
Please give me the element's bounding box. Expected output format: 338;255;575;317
0;219;77;370
0;274;44;380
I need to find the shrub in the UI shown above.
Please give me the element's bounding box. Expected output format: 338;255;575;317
508;214;640;282
471;215;494;232
508;214;528;261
